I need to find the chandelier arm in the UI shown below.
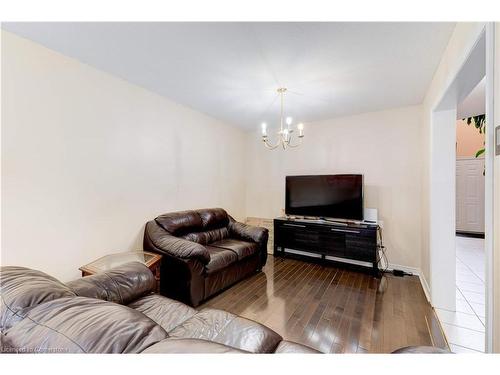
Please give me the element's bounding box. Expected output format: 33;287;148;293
263;137;281;150
285;136;304;148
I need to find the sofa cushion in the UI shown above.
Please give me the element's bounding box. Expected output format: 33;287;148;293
155;210;203;236
4;296;168;353
274;341;321;353
392;346;451;353
169;308;282;353
182;227;229;245
210;239;258;260
197;208;229;230
142;338;248;353
205;246;238;274
0;266;76;332
128;294;197;332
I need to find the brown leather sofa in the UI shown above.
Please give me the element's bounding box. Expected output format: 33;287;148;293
0;262;319;354
144;208;268;307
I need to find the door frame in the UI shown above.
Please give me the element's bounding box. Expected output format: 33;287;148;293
430;23;495;352
484;22;495;353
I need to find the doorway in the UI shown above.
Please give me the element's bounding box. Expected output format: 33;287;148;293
434;79;486;353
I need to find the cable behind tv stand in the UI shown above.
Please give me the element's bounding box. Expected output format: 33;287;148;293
273;217;380;276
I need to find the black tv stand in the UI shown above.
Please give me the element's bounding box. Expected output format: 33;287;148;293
274;217;380;276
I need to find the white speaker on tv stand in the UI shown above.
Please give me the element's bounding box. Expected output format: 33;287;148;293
363;208;378;224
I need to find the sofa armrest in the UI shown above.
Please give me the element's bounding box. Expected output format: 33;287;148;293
228;220;268;244
144;221;211;264
66;262;155;304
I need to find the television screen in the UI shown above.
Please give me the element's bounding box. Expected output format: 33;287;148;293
285;174;363;220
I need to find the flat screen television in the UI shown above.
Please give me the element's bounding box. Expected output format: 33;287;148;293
285;174;363;220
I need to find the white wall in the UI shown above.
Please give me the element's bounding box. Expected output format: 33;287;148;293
245;105;423;270
1;31;246;281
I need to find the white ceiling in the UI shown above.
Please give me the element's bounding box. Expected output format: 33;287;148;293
3;22;455;131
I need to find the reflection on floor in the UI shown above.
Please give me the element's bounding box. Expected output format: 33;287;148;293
201;255;447;353
435;235;485;353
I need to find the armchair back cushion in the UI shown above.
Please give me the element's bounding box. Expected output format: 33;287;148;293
197;208;229;229
181;227;229;245
155;210;203;235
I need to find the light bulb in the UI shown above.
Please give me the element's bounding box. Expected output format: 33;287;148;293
261;122;267;136
286;117;293;126
297;123;304;137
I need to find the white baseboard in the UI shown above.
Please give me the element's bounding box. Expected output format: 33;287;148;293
418;272;432;304
387;263;431;304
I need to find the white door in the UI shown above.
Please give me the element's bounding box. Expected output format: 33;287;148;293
456;157;485;233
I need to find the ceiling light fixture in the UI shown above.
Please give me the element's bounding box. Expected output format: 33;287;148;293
261;88;304;150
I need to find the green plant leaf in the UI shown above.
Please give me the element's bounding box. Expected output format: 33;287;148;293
475;148;485;158
464;114;486;135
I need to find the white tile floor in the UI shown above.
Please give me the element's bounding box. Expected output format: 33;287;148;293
435;235;485;353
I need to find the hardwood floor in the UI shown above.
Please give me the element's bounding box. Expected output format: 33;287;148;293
201;255;449;353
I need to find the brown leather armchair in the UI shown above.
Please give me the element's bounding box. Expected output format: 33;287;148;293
143;208;268;307
1;263;319;354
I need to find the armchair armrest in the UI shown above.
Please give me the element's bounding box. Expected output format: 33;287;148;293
144;221;211;265
228;218;269;268
228;220;268;244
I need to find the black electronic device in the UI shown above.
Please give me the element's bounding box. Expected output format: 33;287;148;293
285;174;363;220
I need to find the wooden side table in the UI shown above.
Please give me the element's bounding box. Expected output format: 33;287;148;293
79;251;162;293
